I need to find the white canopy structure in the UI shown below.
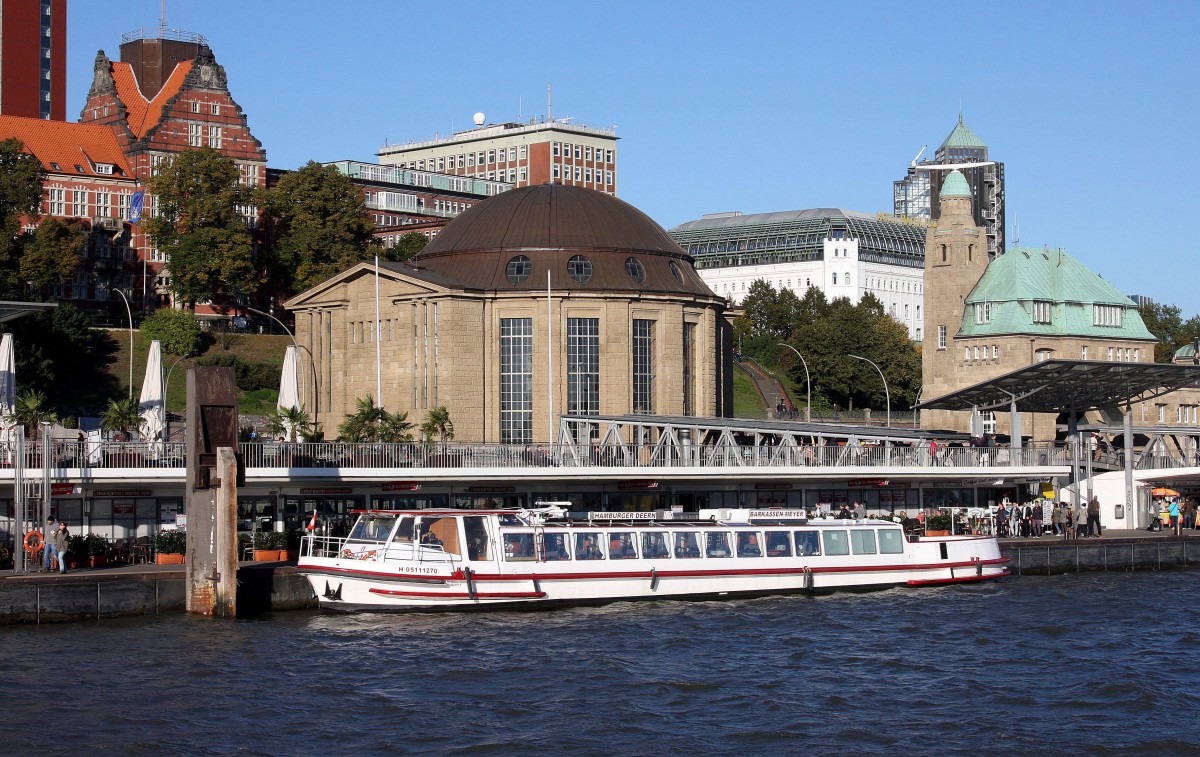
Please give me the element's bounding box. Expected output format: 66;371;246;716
0;333;15;459
138;339;165;458
277;344;301;441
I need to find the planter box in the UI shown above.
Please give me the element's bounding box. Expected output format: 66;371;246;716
88;555;108;568
285;548;299;561
253;549;282;561
926;530;950;536
156;553;185;565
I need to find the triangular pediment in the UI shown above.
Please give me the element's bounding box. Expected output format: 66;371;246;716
283;261;452;310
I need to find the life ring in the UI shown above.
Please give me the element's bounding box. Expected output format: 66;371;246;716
23;531;43;555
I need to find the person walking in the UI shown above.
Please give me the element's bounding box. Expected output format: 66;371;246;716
1087;496;1102;537
42;516;58;572
1076;501;1089;538
1063;502;1074;540
1051;502;1063;536
1168;499;1181;534
54;522;69;573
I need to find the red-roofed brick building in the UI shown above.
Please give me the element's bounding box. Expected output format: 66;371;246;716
77;30;267;312
0;113;140;307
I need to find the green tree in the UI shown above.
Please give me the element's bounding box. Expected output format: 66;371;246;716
13;389;58;435
144;148;260;308
337;395;414;443
0;138;48;298
100;396;142;440
1;304;120;415
1138;302;1200;362
383;232;428;263
141;308;204;357
265;405;315;443
263;161;380;294
420;406;455;445
21;217;87;290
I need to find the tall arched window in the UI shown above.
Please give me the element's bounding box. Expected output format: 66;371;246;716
941;244;947;262
831;273;838;285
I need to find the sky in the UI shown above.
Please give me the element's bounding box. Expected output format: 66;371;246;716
66;0;1200;314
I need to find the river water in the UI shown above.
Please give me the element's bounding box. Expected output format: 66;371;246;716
3;571;1199;756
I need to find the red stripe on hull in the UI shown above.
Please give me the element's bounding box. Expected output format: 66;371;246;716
367;587;546;599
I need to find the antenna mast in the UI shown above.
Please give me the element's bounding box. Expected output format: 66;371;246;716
547;83;552;123
160;0;167;36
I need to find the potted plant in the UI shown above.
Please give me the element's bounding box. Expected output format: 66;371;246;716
66;534;87;569
85;533;109;568
253;530;282;561
154;529;186;564
925;513;952;536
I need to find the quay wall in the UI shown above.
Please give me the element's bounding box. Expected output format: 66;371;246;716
0;566;317;626
1001;536;1197;576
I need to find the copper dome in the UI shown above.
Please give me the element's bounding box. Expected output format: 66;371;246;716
411;184;715;297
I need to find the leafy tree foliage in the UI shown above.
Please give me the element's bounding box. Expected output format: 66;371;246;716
100;396;142;440
13;389;58;435
383;232;428;263
144;148;259;307
338;395;414;443
141;308;205;357
194;352;278;391
0;138;48;298
420;406;455;445
1138;302;1200;363
21;217;87;291
265;405;316;443
263;161;380;294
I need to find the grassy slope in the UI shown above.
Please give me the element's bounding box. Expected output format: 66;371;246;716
101;329;292;416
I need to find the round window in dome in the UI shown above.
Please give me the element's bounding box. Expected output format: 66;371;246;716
625;257;646;284
669;261;683;282
506;255;532;284
567;255;593;284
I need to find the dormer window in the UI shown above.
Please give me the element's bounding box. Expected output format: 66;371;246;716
50;162;60;170
975;302;991;324
1032;300;1052;324
1093;304;1121;327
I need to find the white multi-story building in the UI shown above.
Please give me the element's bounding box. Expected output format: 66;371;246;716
378;114;619;195
669;209;930;340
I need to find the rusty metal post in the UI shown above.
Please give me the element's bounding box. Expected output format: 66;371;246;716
185;367;240;617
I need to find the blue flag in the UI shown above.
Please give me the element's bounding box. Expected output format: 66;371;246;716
129;190;145;224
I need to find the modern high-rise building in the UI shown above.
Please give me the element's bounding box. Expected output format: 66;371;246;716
0;0;66;120
377;114;619;195
894;115;1005;259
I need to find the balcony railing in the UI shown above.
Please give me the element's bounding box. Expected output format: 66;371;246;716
0;441;1093;473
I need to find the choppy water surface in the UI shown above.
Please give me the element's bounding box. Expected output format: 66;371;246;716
3;571;1200;756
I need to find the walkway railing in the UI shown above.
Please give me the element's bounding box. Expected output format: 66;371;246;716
0;440;1091;471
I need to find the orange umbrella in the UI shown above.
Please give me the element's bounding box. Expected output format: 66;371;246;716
1152;487;1180;497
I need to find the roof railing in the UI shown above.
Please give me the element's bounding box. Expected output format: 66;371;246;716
120;28;207;45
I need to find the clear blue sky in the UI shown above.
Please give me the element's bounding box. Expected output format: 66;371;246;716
68;1;1200;314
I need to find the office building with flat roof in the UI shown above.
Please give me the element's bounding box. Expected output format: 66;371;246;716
0;0;66;120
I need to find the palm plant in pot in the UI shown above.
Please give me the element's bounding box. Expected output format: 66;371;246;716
925;513;953;535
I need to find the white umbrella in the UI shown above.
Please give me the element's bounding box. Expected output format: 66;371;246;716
277;345;300;441
0;333;15;460
138;339;165;458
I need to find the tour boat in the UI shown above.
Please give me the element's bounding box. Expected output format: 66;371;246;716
297;505;1009;612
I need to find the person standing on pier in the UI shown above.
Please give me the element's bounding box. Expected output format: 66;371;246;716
54;522;69;574
1087;497;1102;537
42;516;58;572
1076;502;1089;538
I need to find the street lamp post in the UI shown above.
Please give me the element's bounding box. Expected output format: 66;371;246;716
777;343;811;422
245;306;318;414
111;288;133;399
849;354;890;428
163;354;188;442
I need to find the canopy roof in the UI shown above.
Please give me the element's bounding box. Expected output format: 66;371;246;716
0;301;57;324
916;359;1200;413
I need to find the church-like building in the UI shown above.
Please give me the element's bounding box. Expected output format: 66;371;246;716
284;184;732;443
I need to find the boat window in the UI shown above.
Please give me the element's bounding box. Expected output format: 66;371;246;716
794;530;821;556
543;532;571;561
735;531;762;557
673;531;701;558
878;529;905;554
641;531;670;559
503;532;536;561
608;532;638;559
575;532;604;560
705;532;732;558
417;517;459;555
464;516;491;561
347;515;398;542
765;531;792;557
850;529;877;555
390;517;416;543
822;530;850;556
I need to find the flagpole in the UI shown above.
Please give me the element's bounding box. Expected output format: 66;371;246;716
375;254;382;407
547;270;553;444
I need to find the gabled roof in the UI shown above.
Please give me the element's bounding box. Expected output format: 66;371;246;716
0;115;133;177
282;260;451;310
940;115;986;149
960;247;1154;340
111;59;193;139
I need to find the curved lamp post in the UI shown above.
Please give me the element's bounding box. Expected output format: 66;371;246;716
111;288;133;399
245;306;319;415
848;354;890;428
163;354;189;442
777;343;811;422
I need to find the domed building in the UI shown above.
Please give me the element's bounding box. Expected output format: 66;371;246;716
284;184;732;443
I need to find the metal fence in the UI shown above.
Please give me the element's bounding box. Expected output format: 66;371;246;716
0;440;1103;471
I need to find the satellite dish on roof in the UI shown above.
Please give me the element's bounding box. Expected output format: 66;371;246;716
473;112;486;126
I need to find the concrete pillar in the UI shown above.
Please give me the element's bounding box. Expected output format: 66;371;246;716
1068;413;1080;506
1124;404;1135;528
1009;400;1022;455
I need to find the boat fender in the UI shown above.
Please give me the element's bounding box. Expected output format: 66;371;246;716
650;567;659;592
803;566;814;592
974;556;982;576
463;566;477;600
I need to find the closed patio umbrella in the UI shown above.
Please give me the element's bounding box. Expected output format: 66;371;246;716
277;344;300;441
138;339;165;459
0;333;15;459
